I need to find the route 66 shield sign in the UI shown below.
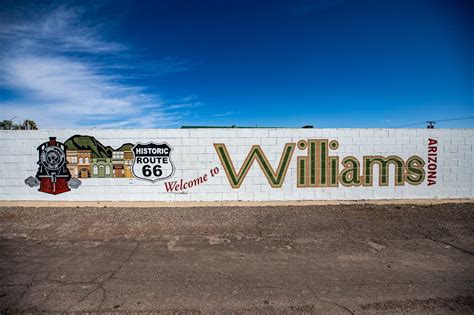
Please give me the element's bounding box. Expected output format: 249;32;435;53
132;142;175;182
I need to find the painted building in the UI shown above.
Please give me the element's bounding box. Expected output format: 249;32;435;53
77;150;91;178
91;158;113;178
124;151;133;178
66;150;79;177
112;151;125;178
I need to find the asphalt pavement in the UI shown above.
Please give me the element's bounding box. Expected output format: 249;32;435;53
0;202;473;313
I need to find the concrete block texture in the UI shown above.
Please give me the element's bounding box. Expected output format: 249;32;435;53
0;128;472;201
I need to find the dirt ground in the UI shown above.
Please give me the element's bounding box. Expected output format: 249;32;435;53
0;202;473;313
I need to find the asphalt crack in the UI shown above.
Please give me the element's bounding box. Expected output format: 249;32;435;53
421;233;474;256
304;282;354;314
65;242;140;311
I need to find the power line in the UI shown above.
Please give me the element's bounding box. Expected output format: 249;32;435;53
436;116;474;123
393;116;474;128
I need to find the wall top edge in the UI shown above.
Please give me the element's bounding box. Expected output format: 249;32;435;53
0;128;473;132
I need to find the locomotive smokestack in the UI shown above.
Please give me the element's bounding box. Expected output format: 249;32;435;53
48;137;57;146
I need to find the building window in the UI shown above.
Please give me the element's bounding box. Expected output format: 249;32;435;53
79;158;83;164
85;157;89;164
93;165;98;175
72;157;77;163
105;165;110;175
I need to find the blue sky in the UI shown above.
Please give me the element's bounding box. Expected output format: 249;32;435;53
0;0;472;128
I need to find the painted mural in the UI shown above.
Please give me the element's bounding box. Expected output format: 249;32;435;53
214;139;430;188
132;142;175;182
24;137;81;194
25;135;176;194
63;135;134;179
24;134;438;196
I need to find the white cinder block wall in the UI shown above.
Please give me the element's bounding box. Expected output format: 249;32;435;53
0;129;472;201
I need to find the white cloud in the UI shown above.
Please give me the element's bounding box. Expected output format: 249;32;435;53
0;5;124;54
211;111;238;118
0;5;194;128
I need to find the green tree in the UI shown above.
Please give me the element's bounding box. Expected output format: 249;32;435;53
0;119;38;130
0;120;13;130
22;120;38;130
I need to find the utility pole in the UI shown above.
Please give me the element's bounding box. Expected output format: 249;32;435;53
8;116;16;130
427;121;436;129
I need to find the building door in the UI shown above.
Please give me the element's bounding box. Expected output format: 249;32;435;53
99;165;105;178
114;168;120;177
80;168;89;178
114;166;123;178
